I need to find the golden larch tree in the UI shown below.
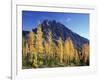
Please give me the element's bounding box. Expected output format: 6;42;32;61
36;24;43;54
48;31;53;56
82;43;89;65
74;48;80;65
44;41;49;55
28;31;36;63
44;31;53;63
22;37;29;58
58;37;63;63
64;37;75;64
35;24;44;67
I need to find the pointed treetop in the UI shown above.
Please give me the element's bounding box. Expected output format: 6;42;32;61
37;21;41;26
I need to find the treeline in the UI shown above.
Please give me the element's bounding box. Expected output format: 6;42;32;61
22;24;89;69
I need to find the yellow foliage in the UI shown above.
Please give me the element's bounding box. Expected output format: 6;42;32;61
28;31;36;54
22;37;29;57
22;26;89;68
74;49;80;65
64;37;75;64
44;31;53;62
58;37;63;63
48;31;53;55
82;43;89;65
44;41;49;54
28;31;37;63
36;24;44;54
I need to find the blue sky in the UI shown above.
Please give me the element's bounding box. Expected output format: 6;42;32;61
22;11;89;39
